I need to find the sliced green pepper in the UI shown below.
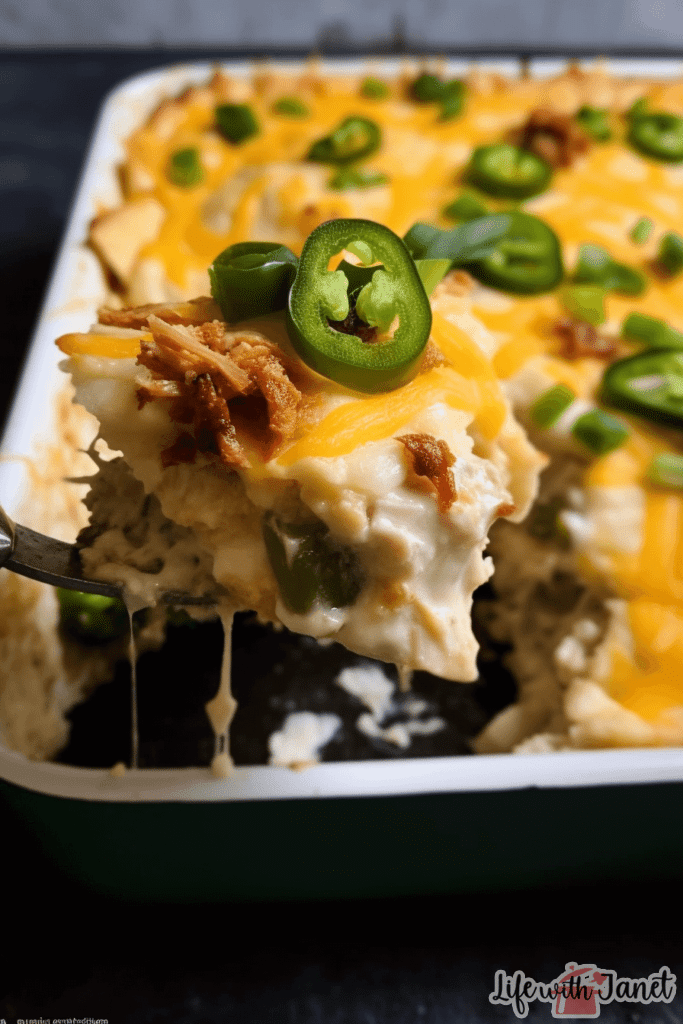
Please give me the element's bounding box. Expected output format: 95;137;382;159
466;143;552;199
410;74;465;120
443;192;489;222
622;312;683;350
328;166;389;190
602;348;683;429
573;243;646;295
57;589;129;644
657;231;683;276
466;211;563;294
628;104;683;162
307;117;381;164
209;242;298;323
403;212;562;295
263;516;363;614
560;284;606;326
286;219;431;393
576;106;612;142
648;452;683;488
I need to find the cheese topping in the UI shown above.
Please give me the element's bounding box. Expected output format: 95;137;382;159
62;62;683;757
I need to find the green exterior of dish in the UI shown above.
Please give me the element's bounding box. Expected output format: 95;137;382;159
2;778;682;902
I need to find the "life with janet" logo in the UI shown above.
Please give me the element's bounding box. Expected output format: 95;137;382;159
489;963;676;1018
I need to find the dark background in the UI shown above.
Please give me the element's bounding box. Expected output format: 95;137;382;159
1;50;683;1023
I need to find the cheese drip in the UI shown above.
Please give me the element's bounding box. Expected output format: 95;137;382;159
205;606;237;778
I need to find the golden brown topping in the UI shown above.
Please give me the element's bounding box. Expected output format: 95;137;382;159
98;298;221;329
397;433;457;512
512;107;590;168
554;318;618;361
419;340;447;373
134;314;302;469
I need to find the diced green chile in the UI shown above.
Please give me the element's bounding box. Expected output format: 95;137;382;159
328;166;389;190
209;242;298;323
307;117;381;164
215;103;260;144
573;243;646;295
622;312;683;350
628;106;683;162
560;284;606;326
602;348;683;429
167;147;205;187
360;76;390;99
630;217;653;244
571;409;629;455
576;106;612;142
262;516;363;614
272;97;310;117
648;452;683;488
411;74;448;102
404;212;563;295
530;384;575;428
466;143;552;200
410;74;465;119
57;589;129;644
657;231;683;276
286;219;431;392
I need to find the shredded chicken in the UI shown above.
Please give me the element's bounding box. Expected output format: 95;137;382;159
512;107;591;168
397;433;457;512
98;297;221;329
129;312;302;469
554;318;618;361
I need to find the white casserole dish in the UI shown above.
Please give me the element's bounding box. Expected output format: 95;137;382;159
1;58;683;900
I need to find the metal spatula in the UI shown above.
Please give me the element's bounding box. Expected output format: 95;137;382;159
0;503;215;604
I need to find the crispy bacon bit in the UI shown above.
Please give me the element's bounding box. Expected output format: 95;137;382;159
495;502;517;518
397;433;457;513
554;318;617;361
99;297;222;330
512;107;590;168
134;313;302;470
419;339;447;373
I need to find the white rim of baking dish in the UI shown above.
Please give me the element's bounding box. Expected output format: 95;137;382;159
3;56;683;803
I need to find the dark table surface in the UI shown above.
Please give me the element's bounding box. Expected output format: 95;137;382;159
1;50;683;1023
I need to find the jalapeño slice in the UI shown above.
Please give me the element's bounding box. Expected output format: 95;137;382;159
466;143;552;199
467;211;563;294
286;219;431;393
602;348;683;429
